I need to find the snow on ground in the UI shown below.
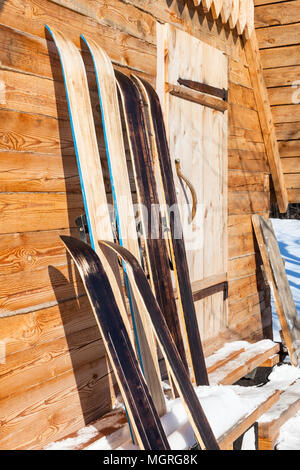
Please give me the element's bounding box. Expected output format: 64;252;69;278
270;219;300;449
270;219;300;341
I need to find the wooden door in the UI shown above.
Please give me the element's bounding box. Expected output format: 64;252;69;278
157;24;228;341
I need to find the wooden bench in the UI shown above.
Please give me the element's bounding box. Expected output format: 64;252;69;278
258;379;300;450
44;339;280;450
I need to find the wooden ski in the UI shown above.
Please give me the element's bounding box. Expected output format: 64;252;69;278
60;235;170;451
98;239;219;450
45;25;131;337
46;26;165;416
115;70;188;375
132;76;209;386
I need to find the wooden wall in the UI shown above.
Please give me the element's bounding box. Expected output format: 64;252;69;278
0;0;271;449
255;0;300;202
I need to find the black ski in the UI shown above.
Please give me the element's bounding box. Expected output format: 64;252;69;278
60;235;170;451
98;239;219;450
115;70;188;374
132;76;209;387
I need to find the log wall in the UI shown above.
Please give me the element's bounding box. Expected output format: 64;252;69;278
0;0;271;449
255;0;300;202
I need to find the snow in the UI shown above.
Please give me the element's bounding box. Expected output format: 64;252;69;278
44;425;99;450
276;410;300;450
92;383;276;451
270;219;300;341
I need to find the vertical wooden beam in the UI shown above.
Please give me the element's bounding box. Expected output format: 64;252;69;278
244;32;289;213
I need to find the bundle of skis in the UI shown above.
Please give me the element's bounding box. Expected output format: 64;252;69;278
47;25;219;450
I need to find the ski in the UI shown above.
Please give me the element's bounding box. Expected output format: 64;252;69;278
47;25;165;416
60;235;170;451
98;239;219;450
45;25;131;338
132;76;209;386
115;71;188;376
80;36;166;416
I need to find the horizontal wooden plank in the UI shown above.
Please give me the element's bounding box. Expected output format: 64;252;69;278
0;152;80;193
257;23;300;49
0;109;74;155
229;136;265;153
228;82;256;109
255;1;300;28
275;122;300;140
228;253;259;279
48;0;156;45
229;103;262;131
0;229;75;276
209;341;280;385
0;366;117;449
0;193;84;234
229;149;269;173
284;173;300;189
228;213;263;236
228;293;265;327
282;157;300;173
0;150;118;194
228;171;269;191
264;66;300;88
229;59;252;88
229;125;264;144
0;69;69;119
288;188;300;201
254;0;284;5
0;0;156;76
259;354;280;367
228;272;265;302
229;192;268;219
279;140;300;157
268;86;300;106
0;294;95;356
272;104;300;124
260;45;300;69
228;230;256;259
0;332;107;402
206;347;246;375
0;261;86;317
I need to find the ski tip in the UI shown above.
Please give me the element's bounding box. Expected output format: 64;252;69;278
60;234;86;255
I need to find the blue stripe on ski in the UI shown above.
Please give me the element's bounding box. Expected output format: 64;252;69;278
46;25;136;443
45;25;95;252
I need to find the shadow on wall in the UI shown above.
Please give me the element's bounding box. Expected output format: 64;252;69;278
45;28;118;426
